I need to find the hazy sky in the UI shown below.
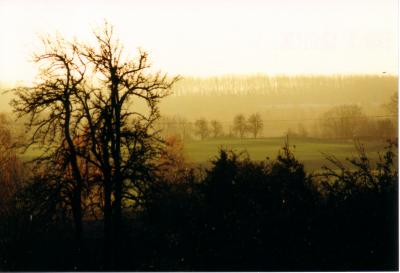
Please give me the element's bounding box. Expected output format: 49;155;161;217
0;0;398;84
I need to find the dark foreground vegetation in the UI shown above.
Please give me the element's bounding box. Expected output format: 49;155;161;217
0;22;397;271
0;139;397;271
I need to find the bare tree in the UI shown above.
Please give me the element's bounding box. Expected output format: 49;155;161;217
194;118;209;140
11;35;87;252
156;115;192;140
247;113;263;138
385;93;398;115
12;22;179;269
210;119;223;138
319;105;367;139
233;114;247;139
77;22;178;267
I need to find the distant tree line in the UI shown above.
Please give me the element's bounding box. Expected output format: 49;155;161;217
286;102;397;140
156;99;397;141
316;103;397;139
155;113;264;140
171;75;396;103
195;113;264;140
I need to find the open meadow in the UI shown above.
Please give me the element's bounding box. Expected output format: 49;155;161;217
184;137;389;171
19;136;389;172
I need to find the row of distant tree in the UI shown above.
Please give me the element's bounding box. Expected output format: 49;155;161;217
171;74;396;101
157;97;397;141
317;105;396;139
314;94;397;139
193;113;264;140
156;113;264;140
287;100;397;139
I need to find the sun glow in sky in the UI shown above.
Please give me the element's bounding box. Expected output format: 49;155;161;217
0;0;398;84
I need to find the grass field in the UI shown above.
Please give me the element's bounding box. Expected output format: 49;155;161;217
20;137;391;172
184;137;390;171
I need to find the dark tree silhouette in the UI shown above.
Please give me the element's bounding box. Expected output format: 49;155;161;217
194;118;209;140
78;22;178;267
11;36;87;256
247;113;263;138
233;114;247;139
319;104;367;138
11;21;178;269
386;93;398;115
210;119;223;138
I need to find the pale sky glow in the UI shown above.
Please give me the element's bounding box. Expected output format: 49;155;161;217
0;0;398;84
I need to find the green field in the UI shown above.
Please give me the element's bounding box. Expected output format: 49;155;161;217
184;137;389;171
20;137;391;172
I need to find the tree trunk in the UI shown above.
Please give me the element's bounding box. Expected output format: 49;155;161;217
71;185;83;266
103;175;114;269
111;81;122;267
113;172;122;267
64;99;84;267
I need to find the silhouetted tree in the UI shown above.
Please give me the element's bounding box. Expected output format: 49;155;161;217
313;141;397;269
157;116;193;140
194;118;209;140
233;114;247;139
11;35;88;255
210;120;223;138
77;22;178;267
12;21;178;269
385;93;398;115
319;105;367;138
247;113;263;138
